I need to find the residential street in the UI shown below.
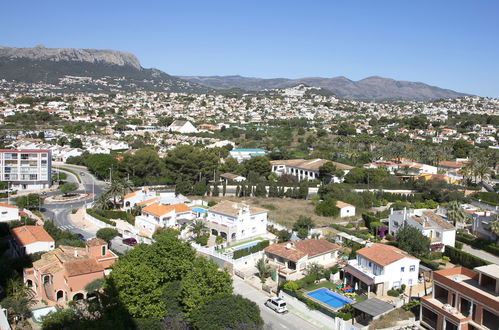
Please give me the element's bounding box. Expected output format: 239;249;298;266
232;276;322;330
462;244;499;265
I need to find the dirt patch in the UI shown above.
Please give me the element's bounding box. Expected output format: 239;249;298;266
195;196;347;229
368;308;415;330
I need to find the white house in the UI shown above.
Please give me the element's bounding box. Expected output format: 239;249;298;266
264;239;340;281
167;120;198;134
344;243;420;296
337;201;356;218
0;203;20;222
10;225;55;255
205;200;268;242
229;148;267;163
270;158;354;182
388;208;455;252
122;188;189;211
220;172;246;183
134;203;193;238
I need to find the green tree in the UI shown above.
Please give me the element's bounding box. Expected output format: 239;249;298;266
192;294;263;330
1;279;36;325
219;157;244;175
452;139;474;158
189;219;207;239
85;154;118;180
396;223;430;258
96;228;119;245
293;216;315;232
69;138;83;148
180;257;232;318
254;182;267;197
244;156;271;178
212;183;220;197
14;193;42;209
315;198;340;217
277;229;292;243
255;257;272;284
319;162;343;184
446;201;470;226
118;148;168;186
297;227;309;240
59;182;78;196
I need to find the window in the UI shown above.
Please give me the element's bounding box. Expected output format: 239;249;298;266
101;246;106;256
410;265;415;272
408;279;413;286
436;232;441;238
401;267;405;272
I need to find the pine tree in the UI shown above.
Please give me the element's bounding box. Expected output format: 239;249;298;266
236;185;240;197
222;182;227;196
212;184;220;197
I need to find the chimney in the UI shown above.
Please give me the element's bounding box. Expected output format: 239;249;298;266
403;207;407;220
74;248;78;257
390;208;393;215
285;243;293;249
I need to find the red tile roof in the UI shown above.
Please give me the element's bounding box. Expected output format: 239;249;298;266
356;243;418;266
10;225;54;246
264;239;340;262
0;202;18;209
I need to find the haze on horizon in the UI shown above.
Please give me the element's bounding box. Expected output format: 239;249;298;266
1;0;498;98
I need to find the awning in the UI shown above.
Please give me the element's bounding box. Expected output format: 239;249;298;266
343;265;375;286
352;298;394;317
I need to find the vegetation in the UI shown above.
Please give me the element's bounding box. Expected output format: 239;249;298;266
232;240;270;259
96;228;119;245
396;223;431;258
444;246;489;269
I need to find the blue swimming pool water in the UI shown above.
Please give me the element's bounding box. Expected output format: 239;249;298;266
306;288;353;309
233;240;260;250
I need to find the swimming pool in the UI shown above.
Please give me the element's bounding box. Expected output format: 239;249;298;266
233;240;261;250
306;288;353;309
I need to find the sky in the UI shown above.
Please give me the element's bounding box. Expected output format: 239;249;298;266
1;0;499;97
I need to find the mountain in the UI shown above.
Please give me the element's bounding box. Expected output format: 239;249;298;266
0;46;212;93
180;75;469;101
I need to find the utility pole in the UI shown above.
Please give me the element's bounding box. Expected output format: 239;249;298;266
109;167;112;183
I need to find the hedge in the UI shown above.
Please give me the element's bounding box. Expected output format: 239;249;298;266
472;192;499;205
444;246;490;269
232;240;270;259
456;232;499;257
86;209;116;226
330;224;371;241
419;257;440;270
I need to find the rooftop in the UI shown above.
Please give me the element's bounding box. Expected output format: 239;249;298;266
142;202;190;217
208;200;267;217
475;264;499;280
10;225;54;246
356;243;418;267
264;239;339;262
271;158;354;171
352;298;394;317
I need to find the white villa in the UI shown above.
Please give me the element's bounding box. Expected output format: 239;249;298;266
388;208;456;252
344;243;420;296
122;188;189;210
270;159;354;182
205;200;268;243
134;203;193;238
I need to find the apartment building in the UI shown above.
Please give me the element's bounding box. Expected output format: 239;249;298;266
389;208;456;252
0;149;51;191
206;200;268;243
421;265;499;330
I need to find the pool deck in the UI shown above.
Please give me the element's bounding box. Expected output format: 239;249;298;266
304;288;354;312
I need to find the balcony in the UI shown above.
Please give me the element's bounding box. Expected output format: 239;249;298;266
347;259;386;284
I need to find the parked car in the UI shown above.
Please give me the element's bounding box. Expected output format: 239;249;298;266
122;238;137;246
80;172;85;176
265;297;288;314
76;233;86;241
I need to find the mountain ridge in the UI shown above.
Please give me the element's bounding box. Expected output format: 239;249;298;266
179;75;469;101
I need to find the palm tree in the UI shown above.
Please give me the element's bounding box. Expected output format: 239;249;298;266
93;192;112;210
459;166;471;186
2;279;36;325
106;179;124;208
476;163;491;183
446;201;470;226
256;257;272;284
190;219;207;239
489;218;499;236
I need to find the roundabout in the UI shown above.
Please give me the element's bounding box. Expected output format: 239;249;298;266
44;193;93;204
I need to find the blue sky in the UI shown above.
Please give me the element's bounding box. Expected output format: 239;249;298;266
1;0;498;97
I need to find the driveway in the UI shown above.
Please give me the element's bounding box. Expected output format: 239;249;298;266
232;276;321;330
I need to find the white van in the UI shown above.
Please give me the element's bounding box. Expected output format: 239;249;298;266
265;297;288;314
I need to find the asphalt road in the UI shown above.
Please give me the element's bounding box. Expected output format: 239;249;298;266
232;276;321;330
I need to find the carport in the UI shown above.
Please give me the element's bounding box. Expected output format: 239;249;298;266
351;298;394;326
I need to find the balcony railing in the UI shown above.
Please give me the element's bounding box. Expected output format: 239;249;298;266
347;259;386;283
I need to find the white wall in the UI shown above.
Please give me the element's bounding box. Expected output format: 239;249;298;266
24;241;54;255
383;258;420;289
339;206;355;218
0;206;20;222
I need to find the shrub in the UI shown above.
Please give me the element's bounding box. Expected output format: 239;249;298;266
195;234;209;246
429;252;443;260
403;299;421;311
71;209;78;214
455;241;463;250
215;236;223;244
387;289;400;297
283;281;300;292
207;201;217;207
420;257;440;270
337;312;352;320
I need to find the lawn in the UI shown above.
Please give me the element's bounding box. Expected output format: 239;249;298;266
199;196;346;229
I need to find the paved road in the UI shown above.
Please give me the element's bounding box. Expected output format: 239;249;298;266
470;200;498;212
462;244;499;265
232;276;321;330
